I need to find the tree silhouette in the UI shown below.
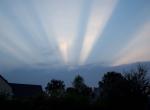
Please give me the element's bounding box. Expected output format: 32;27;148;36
124;64;150;110
1;65;150;110
62;75;92;107
98;71;128;109
72;75;92;96
97;65;150;110
73;75;85;91
45;79;65;98
125;64;150;95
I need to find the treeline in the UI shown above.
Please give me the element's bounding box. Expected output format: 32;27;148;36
1;64;150;110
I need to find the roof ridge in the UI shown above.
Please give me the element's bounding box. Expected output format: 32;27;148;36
9;83;42;87
0;74;9;83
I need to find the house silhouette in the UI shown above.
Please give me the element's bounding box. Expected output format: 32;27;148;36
0;74;43;99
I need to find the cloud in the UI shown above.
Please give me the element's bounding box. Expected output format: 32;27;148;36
79;0;118;65
113;21;150;66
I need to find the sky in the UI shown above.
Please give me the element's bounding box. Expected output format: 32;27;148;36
0;0;150;86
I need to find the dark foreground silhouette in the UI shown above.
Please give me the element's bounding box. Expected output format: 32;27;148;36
0;64;150;110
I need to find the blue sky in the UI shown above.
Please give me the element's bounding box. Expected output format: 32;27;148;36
0;0;150;86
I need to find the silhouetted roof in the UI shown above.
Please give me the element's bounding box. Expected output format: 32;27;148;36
0;74;9;84
9;83;43;97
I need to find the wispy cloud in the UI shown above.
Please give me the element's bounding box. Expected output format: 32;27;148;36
113;21;150;66
79;0;118;65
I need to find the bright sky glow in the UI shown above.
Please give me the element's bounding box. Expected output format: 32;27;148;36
0;0;150;69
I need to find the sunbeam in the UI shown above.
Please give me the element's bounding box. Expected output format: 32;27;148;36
71;0;93;65
47;0;82;64
79;0;118;65
0;2;44;64
0;17;39;64
0;0;150;91
0;0;150;69
113;21;150;66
